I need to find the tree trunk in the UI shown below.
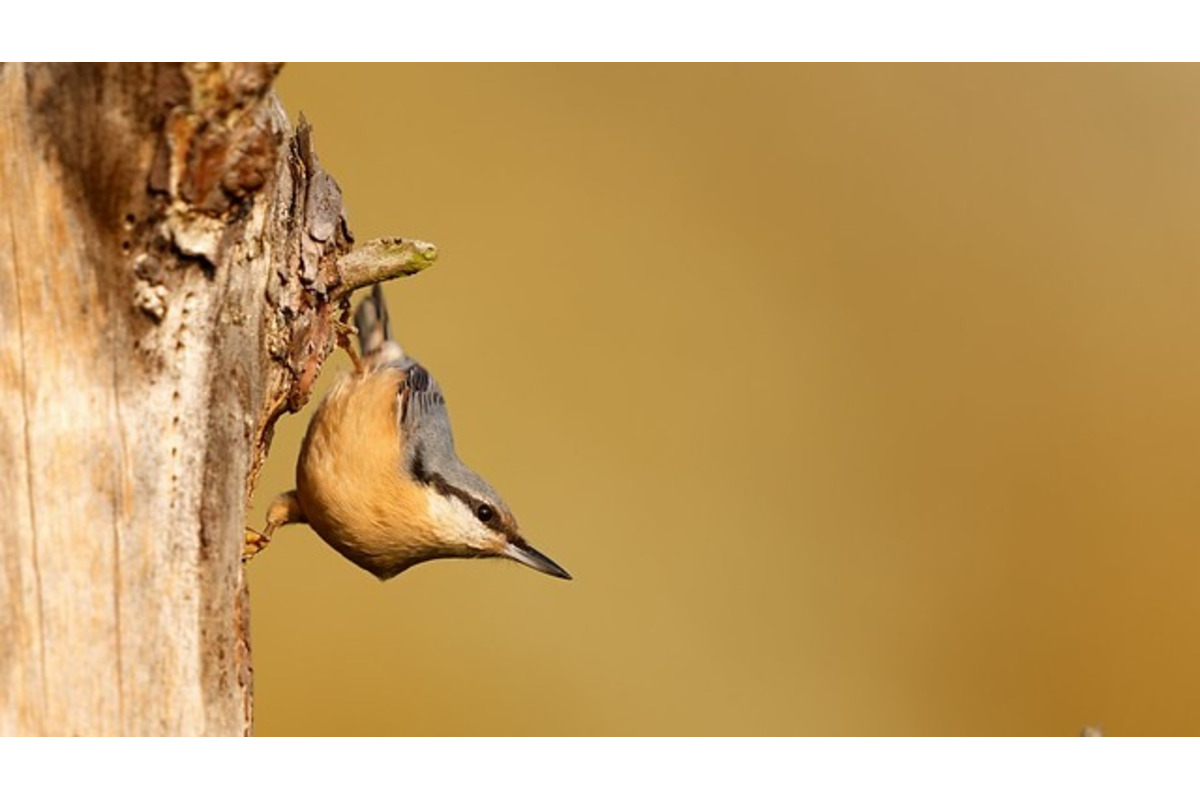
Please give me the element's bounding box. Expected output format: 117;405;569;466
0;62;427;735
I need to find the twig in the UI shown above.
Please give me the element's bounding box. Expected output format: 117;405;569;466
335;237;438;298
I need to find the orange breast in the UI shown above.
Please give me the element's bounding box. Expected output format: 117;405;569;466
295;369;439;577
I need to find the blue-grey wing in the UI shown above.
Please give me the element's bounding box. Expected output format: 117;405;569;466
395;360;511;510
397;362;458;475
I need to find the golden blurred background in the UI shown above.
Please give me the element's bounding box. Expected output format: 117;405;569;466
248;64;1200;735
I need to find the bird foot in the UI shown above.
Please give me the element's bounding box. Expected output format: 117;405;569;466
243;491;305;563
243;526;272;561
333;319;364;373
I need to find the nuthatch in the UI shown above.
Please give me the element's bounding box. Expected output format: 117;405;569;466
245;285;570;581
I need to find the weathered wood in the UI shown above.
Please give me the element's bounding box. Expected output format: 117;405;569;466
0;63;359;735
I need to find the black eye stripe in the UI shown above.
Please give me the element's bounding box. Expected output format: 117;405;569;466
410;446;429;483
424;473;509;533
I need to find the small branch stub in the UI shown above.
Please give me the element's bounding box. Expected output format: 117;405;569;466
336;237;438;299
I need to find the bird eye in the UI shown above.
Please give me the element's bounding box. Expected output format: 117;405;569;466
476;504;495;523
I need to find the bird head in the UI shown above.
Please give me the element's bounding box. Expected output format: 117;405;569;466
411;458;572;581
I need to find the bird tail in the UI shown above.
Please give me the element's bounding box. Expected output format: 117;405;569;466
353;284;408;368
354;284;392;357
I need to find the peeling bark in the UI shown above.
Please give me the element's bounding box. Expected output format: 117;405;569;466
0;63;409;735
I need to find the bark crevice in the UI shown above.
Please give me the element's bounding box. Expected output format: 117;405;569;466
0;62;410;735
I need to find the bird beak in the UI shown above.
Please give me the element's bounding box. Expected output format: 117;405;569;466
503;540;572;580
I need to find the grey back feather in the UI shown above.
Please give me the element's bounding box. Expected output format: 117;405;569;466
394;359;510;514
354;285;510;513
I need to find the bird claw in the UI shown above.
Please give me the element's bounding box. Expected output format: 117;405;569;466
333;319;364;373
243;526;271;561
244;491;304;563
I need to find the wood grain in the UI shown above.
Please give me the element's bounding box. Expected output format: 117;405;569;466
0;63;355;735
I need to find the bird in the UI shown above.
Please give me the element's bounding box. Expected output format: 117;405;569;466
244;284;571;582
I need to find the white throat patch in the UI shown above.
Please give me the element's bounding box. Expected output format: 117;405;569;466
425;490;493;550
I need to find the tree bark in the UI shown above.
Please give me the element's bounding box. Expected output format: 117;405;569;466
0;63;422;735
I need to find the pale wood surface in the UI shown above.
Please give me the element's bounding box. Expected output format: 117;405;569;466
0;63;357;735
